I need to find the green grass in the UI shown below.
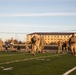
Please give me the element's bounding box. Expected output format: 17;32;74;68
69;70;76;75
0;52;76;75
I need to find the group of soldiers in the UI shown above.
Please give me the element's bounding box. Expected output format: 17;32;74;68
0;38;14;51
0;34;45;54
0;33;76;57
58;33;76;57
31;34;45;56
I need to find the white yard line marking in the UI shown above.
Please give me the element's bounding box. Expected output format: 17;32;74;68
0;67;4;68
63;66;76;75
0;56;50;65
0;54;63;65
3;67;13;70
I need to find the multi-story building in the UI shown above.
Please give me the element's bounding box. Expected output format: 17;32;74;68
26;32;76;44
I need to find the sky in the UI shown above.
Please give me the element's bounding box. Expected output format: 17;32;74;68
0;0;76;41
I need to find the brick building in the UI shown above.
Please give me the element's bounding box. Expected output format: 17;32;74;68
26;32;76;44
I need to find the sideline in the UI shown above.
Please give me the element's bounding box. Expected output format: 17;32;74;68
63;66;76;75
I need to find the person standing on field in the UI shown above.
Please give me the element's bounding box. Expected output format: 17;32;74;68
40;36;45;53
58;40;63;53
35;35;41;53
10;38;14;51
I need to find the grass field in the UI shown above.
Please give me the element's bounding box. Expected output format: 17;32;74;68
0;51;76;75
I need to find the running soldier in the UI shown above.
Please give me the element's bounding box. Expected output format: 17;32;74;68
31;34;37;56
69;33;76;57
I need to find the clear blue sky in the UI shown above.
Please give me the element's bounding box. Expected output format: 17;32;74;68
0;0;76;41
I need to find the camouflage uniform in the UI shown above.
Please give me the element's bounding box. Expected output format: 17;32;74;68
35;35;41;53
69;33;76;56
40;36;45;53
62;41;69;52
10;38;14;51
65;41;69;52
0;38;3;51
58;40;62;53
5;39;9;51
31;34;37;56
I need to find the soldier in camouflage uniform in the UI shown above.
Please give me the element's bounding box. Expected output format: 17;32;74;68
62;41;69;53
31;34;37;56
58;40;63;53
0;38;3;51
40;36;45;53
69;33;76;57
10;38;14;51
35;35;41;53
65;41;69;52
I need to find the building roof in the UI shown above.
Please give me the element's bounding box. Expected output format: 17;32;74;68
28;32;76;35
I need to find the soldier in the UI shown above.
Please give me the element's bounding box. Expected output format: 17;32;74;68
10;38;14;51
5;39;9;51
31;34;37;56
65;41;69;52
40;36;45;53
58;40;63;53
69;33;76;57
17;41;21;52
62;41;69;53
0;38;3;51
62;41;66;52
35;35;41;53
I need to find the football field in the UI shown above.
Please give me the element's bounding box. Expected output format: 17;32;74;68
0;51;76;75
